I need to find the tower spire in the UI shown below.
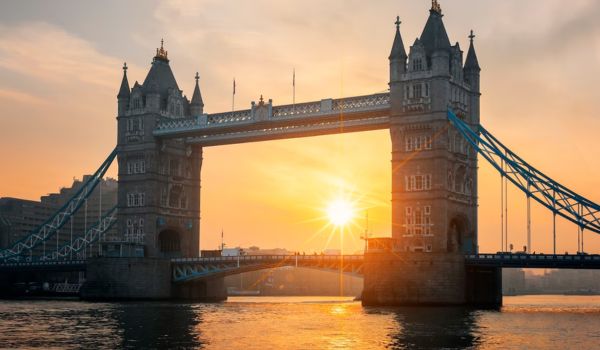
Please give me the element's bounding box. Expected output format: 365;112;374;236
431;0;442;15
117;62;130;98
389;16;407;60
154;38;169;62
465;30;480;71
190;71;204;116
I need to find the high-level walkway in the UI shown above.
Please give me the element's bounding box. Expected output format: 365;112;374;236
154;93;391;145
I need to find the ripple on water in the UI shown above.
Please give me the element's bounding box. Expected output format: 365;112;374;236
0;296;599;349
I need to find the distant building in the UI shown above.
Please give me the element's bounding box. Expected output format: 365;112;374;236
0;198;55;249
225;267;363;297
222;248;243;257
502;268;526;294
245;247;290;256
0;177;118;257
502;268;600;294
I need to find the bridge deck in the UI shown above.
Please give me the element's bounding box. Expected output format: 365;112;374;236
171;255;364;282
3;253;600;276
466;253;600;269
171;254;364;264
0;260;86;272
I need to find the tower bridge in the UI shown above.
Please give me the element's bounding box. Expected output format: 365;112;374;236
2;2;600;305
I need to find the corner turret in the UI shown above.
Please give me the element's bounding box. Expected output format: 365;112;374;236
117;62;130;116
389;16;407;83
464;30;481;92
190;72;204;116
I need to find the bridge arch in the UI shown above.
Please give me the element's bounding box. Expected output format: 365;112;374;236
447;215;474;254
158;228;182;257
171;255;364;283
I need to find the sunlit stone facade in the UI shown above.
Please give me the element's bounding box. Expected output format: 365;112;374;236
389;5;480;255
116;43;203;258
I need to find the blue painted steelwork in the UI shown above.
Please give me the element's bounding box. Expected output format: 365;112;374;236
0;260;86;272
466;253;600;269
0;148;117;261
172;255;364;283
448;110;600;235
39;206;118;261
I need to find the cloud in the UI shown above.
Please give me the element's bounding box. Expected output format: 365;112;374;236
0;88;47;105
0;22;139;201
150;0;389;113
0;22;129;91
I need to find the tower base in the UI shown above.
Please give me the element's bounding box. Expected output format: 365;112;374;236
81;257;227;302
362;252;501;307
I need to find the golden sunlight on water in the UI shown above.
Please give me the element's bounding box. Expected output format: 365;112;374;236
0;296;600;349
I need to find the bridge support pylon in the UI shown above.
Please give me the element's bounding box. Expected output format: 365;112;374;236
362;251;501;307
80;257;227;301
361;6;500;307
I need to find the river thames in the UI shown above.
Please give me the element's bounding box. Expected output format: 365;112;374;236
0;295;599;349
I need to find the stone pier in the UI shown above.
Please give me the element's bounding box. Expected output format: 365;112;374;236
80;258;226;301
362;252;501;307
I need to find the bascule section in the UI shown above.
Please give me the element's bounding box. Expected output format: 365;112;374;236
116;42;202;259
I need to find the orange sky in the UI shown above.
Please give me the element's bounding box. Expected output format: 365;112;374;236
1;0;600;254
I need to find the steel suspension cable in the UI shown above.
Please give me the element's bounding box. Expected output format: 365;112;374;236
447;110;600;254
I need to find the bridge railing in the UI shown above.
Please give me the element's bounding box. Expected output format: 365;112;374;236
0;260;86;268
155;93;390;134
171;254;363;264
467;253;600;261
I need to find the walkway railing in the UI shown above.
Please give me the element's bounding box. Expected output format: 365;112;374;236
155;93;390;136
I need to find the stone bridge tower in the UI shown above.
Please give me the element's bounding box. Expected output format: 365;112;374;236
389;2;480;255
364;2;494;306
115;42;202;259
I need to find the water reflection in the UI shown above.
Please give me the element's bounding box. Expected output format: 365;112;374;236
384;307;481;349
111;302;203;349
2;296;600;349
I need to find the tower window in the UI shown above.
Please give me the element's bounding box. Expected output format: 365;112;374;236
169;158;181;177
405;207;414;235
132;98;142;110
127;192;145;207
425;136;433;149
413;84;423;98
424;174;432;190
405;174;432;192
126;117;144;133
413;58;423;71
127;159;146;174
405;135;433;152
404;205;433;236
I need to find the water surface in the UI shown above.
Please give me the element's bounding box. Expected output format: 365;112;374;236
1;295;599;349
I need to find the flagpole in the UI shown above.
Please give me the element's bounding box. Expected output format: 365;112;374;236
292;68;296;112
221;229;224;251
232;78;236;118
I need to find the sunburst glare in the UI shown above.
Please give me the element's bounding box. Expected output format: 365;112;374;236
326;198;355;227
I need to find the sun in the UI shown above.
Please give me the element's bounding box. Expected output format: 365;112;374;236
326;198;355;227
